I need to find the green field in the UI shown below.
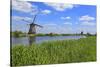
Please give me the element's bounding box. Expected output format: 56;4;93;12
11;36;96;66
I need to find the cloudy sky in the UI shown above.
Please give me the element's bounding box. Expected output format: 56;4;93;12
11;0;96;34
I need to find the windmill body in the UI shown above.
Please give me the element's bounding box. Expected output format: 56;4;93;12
28;23;36;34
27;15;43;34
22;14;43;34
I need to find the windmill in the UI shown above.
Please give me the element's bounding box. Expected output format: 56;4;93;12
23;15;43;34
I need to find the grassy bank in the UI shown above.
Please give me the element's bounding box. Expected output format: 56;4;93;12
11;31;96;37
11;36;96;66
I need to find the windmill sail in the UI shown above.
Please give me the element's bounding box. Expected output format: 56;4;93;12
28;14;43;34
35;24;43;28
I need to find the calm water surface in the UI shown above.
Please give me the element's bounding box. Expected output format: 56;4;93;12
12;36;86;46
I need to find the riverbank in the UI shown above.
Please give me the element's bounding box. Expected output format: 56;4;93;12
11;31;96;37
11;36;96;66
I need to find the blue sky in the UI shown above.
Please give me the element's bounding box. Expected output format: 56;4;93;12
11;0;96;34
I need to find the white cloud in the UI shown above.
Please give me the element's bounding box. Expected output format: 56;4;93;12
77;26;96;34
61;16;71;20
79;15;96;26
41;10;51;14
12;0;38;14
79;15;95;21
44;3;75;11
43;23;57;26
81;21;96;26
12;16;32;22
63;22;72;25
37;24;72;34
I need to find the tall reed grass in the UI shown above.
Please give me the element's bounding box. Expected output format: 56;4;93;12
11;36;96;66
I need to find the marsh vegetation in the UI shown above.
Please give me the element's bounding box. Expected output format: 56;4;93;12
11;36;96;66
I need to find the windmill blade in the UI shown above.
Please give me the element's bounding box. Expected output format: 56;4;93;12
32;15;37;23
35;24;43;28
27;24;30;26
21;19;31;24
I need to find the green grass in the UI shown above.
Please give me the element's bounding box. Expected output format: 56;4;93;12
11;31;96;37
11;36;96;66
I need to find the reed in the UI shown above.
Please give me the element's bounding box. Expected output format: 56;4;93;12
11;36;96;66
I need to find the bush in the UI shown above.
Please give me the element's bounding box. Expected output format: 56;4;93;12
12;31;26;37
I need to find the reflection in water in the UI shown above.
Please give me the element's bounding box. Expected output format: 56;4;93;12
28;36;36;46
12;36;86;46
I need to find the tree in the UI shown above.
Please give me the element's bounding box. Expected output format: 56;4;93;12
87;32;91;36
12;31;23;37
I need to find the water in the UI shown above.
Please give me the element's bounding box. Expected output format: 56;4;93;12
11;36;86;46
